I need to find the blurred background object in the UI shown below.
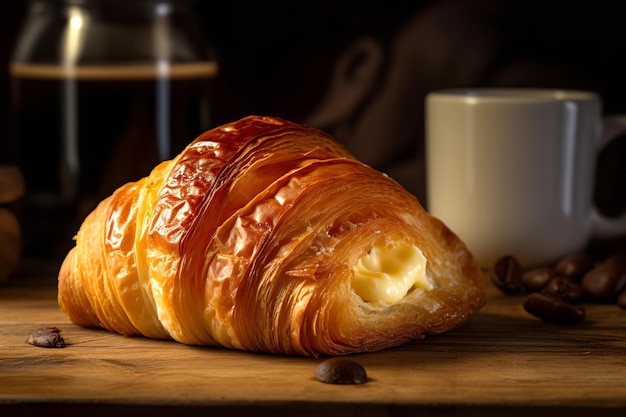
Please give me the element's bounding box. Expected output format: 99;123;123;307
2;0;626;277
0;166;24;282
1;0;216;275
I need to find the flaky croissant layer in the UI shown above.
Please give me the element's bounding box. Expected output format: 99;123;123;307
58;115;485;356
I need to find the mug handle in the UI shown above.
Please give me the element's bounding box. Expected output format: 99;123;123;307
591;115;626;237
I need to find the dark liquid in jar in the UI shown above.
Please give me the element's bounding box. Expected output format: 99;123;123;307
8;62;216;266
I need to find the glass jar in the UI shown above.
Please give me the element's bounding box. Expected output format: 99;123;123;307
7;0;217;272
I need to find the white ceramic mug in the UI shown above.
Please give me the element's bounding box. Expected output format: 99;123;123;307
425;88;626;269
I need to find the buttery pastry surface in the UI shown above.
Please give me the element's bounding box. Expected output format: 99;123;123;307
58;115;485;356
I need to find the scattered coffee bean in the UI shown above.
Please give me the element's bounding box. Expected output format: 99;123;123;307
26;327;65;348
522;267;557;293
523;293;586;325
554;252;595;281
581;255;626;302
491;250;626;323
543;275;585;304
491;255;523;294
315;358;367;385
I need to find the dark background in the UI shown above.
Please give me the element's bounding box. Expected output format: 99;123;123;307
198;0;626;121
2;0;626;213
4;0;626;129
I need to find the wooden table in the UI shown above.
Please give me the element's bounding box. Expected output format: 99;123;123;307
1;274;625;417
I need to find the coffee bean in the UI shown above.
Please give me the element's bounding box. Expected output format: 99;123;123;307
26;327;65;348
581;255;626;302
523;293;586;325
491;255;523;294
554;253;595;281
543;276;585;304
315;358;368;385
522;267;557;293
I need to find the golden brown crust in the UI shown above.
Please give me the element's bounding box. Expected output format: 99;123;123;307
58;115;485;356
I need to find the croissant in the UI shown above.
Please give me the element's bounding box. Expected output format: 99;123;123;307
58;115;485;356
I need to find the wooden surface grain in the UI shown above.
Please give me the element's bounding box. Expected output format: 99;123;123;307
1;275;626;416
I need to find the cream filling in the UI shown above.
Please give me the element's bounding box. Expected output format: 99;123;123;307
352;245;431;304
